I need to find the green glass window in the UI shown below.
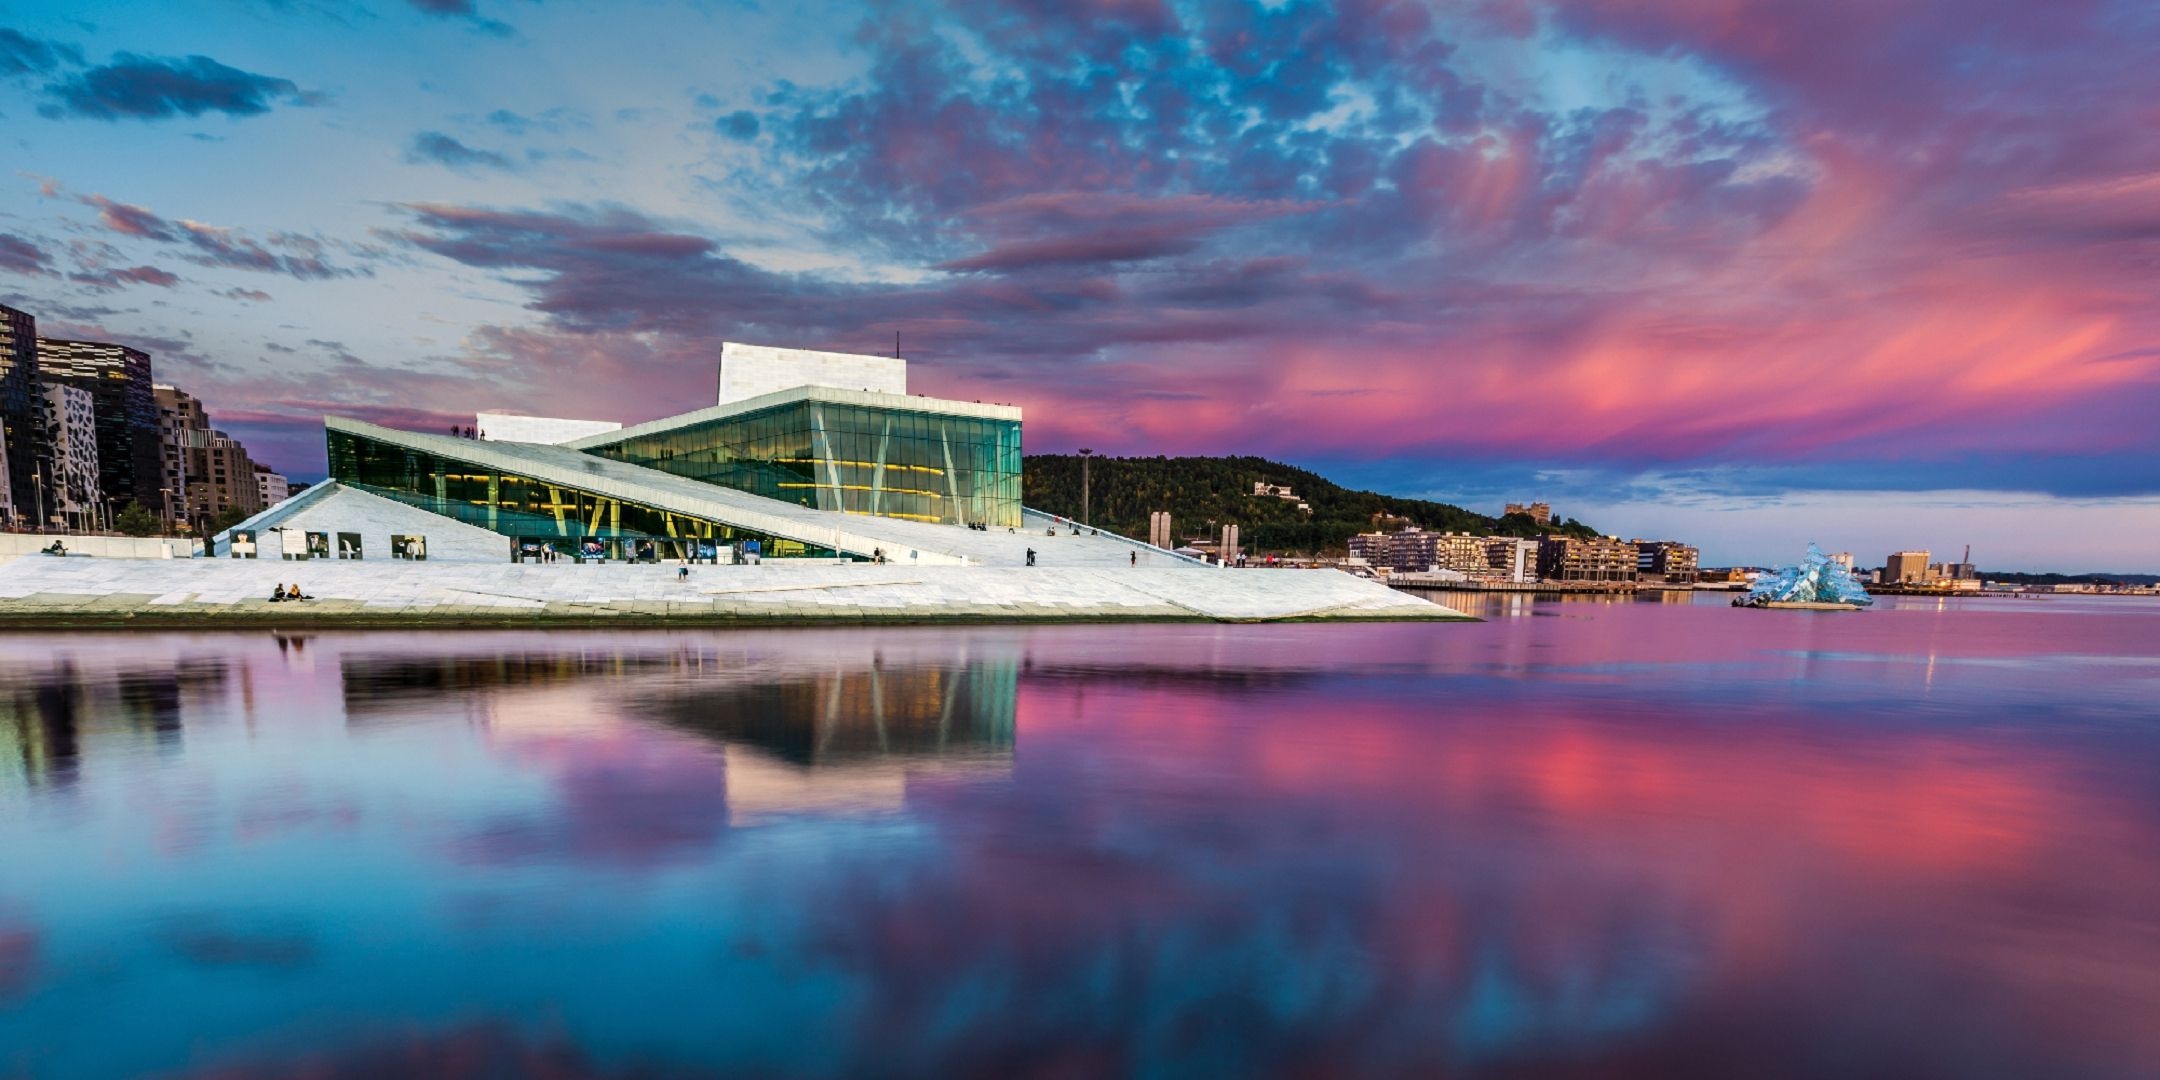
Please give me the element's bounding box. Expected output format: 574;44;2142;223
325;429;844;559
585;399;1022;527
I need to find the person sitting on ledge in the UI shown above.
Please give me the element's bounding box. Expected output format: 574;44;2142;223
43;540;65;556
288;583;313;600
271;584;287;602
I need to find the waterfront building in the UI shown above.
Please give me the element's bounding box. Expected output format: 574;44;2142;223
152;383;270;530
36;339;164;516
254;464;290;508
1884;550;1931;584
1349;528;1538;579
1347;531;1388;567
568;344;1022;528
1538;535;1639;582
302;345;1019;559
1939;546;1977;581
1348;528;1434;572
1433;533;1487;574
154;384;207;525
1482;537;1539;583
186;429;263;524
38;383;101;531
1633;540;1701;583
0;304;41;525
1505;501;1553;526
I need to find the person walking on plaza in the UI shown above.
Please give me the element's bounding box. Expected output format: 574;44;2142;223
1025;548;1036;567
1130;550;1137;567
678;565;690;582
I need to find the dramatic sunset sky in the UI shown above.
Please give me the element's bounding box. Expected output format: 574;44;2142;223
2;0;2157;568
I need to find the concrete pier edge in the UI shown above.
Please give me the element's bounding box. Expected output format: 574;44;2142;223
0;559;1474;628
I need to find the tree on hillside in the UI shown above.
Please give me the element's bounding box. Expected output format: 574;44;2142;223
1021;454;1601;555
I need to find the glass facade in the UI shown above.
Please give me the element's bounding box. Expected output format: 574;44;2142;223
326;429;843;559
36;339;164;516
0;305;40;525
587;399;1022;528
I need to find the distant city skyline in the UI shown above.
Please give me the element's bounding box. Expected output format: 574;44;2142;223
1;1;2156;571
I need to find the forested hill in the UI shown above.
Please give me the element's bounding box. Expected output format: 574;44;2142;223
1022;454;1601;554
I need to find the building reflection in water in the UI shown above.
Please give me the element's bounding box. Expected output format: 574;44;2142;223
0;655;221;790
1;620;2156;1079
639;660;1016;764
338;641;1019;823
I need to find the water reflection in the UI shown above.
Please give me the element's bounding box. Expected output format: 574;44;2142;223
0;609;2155;1079
1;657;224;789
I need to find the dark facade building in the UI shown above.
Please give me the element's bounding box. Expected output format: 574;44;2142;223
1537;535;1640;583
1633;539;1701;583
0;304;41;525
36;339;164;516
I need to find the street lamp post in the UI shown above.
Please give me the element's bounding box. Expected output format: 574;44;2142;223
31;470;45;535
1078;448;1093;528
160;487;176;534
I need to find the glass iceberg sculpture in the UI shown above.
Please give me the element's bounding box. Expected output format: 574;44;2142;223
1745;543;1875;607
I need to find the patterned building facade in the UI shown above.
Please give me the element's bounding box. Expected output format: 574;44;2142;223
39;383;101;530
36;339;164;516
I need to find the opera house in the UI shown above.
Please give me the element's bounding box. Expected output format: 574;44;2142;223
288;342;1076;565
0;342;1459;623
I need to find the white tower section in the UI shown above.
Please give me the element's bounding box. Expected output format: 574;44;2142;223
718;342;907;406
476;412;624;444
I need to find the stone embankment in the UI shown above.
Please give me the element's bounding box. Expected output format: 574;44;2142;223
0;558;1468;627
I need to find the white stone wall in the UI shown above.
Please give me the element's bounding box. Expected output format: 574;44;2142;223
475;413;624;444
718;342;906;405
253;483;510;563
0;534;181;561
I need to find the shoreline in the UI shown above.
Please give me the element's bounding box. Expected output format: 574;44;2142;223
0;603;1466;630
0;559;1471;627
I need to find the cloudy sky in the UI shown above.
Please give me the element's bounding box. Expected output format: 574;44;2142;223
2;0;2157;569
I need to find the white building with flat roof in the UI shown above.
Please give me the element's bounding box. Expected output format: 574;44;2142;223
476;412;624;444
717;342;907;406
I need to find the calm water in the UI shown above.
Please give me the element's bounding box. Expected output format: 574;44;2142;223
3;594;2158;1079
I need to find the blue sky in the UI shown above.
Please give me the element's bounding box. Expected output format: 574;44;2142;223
3;0;2158;569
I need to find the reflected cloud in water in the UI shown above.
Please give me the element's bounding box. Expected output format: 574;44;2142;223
0;609;2154;1078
